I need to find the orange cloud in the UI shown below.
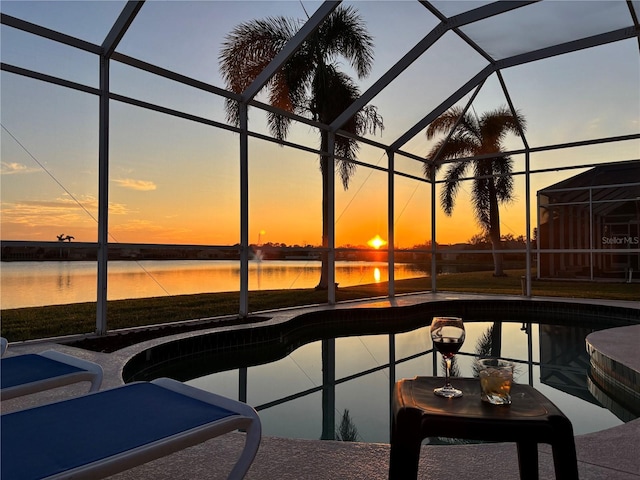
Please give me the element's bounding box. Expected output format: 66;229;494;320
1;161;39;175
1;195;130;232
114;178;157;191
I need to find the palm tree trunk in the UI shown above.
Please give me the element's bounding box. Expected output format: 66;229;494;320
317;132;330;290
490;233;505;276
488;178;505;276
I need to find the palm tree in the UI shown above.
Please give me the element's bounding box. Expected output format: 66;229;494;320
424;106;525;276
472;324;502;377
335;409;359;442
220;5;384;289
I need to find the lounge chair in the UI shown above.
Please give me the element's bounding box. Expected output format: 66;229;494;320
1;350;103;400
1;378;261;480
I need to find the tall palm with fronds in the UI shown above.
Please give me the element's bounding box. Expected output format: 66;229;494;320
424;106;525;276
220;6;384;289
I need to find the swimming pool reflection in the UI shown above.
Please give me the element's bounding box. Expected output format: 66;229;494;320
180;321;627;442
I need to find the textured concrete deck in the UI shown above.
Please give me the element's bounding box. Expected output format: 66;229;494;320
3;293;639;479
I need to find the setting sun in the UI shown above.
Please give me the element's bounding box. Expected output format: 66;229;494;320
367;234;387;249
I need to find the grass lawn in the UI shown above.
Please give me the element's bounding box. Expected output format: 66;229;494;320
1;269;637;345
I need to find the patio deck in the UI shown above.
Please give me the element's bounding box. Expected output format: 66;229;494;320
2;293;639;479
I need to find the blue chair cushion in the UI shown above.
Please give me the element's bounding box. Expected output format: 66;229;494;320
1;382;236;480
1;354;85;389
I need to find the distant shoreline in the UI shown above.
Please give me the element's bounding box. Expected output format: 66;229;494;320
0;243;432;263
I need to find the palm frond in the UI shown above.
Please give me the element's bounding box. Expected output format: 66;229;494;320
311;63;356;121
316;5;374;78
357;105;384;137
425;107;465;140
223;98;241;129
424;136;475;179
471;176;491;229
476;325;495;356
312;65;382;189
481;106;526;138
335;409;359;442
219;16;299;93
220;15;302;127
493;156;515;203
472;325;495;377
441;161;469;216
266;111;291;141
423;139;446;178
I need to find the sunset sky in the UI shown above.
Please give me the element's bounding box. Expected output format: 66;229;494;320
1;1;638;248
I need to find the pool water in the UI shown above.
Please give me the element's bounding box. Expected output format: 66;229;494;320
184;321;625;443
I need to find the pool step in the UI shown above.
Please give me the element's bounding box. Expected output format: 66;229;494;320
586;325;640;422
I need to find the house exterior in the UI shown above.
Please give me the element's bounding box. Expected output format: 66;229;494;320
537;160;640;280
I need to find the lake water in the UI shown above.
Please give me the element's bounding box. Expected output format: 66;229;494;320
0;260;426;309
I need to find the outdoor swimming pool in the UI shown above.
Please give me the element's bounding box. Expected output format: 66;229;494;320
123;300;638;443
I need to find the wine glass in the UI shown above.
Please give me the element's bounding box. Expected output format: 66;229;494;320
430;316;466;398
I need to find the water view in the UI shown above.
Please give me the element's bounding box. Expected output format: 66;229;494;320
0;260;426;309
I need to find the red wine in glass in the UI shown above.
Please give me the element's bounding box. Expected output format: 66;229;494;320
430;317;465;398
433;337;464;357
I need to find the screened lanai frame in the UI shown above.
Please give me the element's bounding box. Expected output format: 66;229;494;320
1;1;639;334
